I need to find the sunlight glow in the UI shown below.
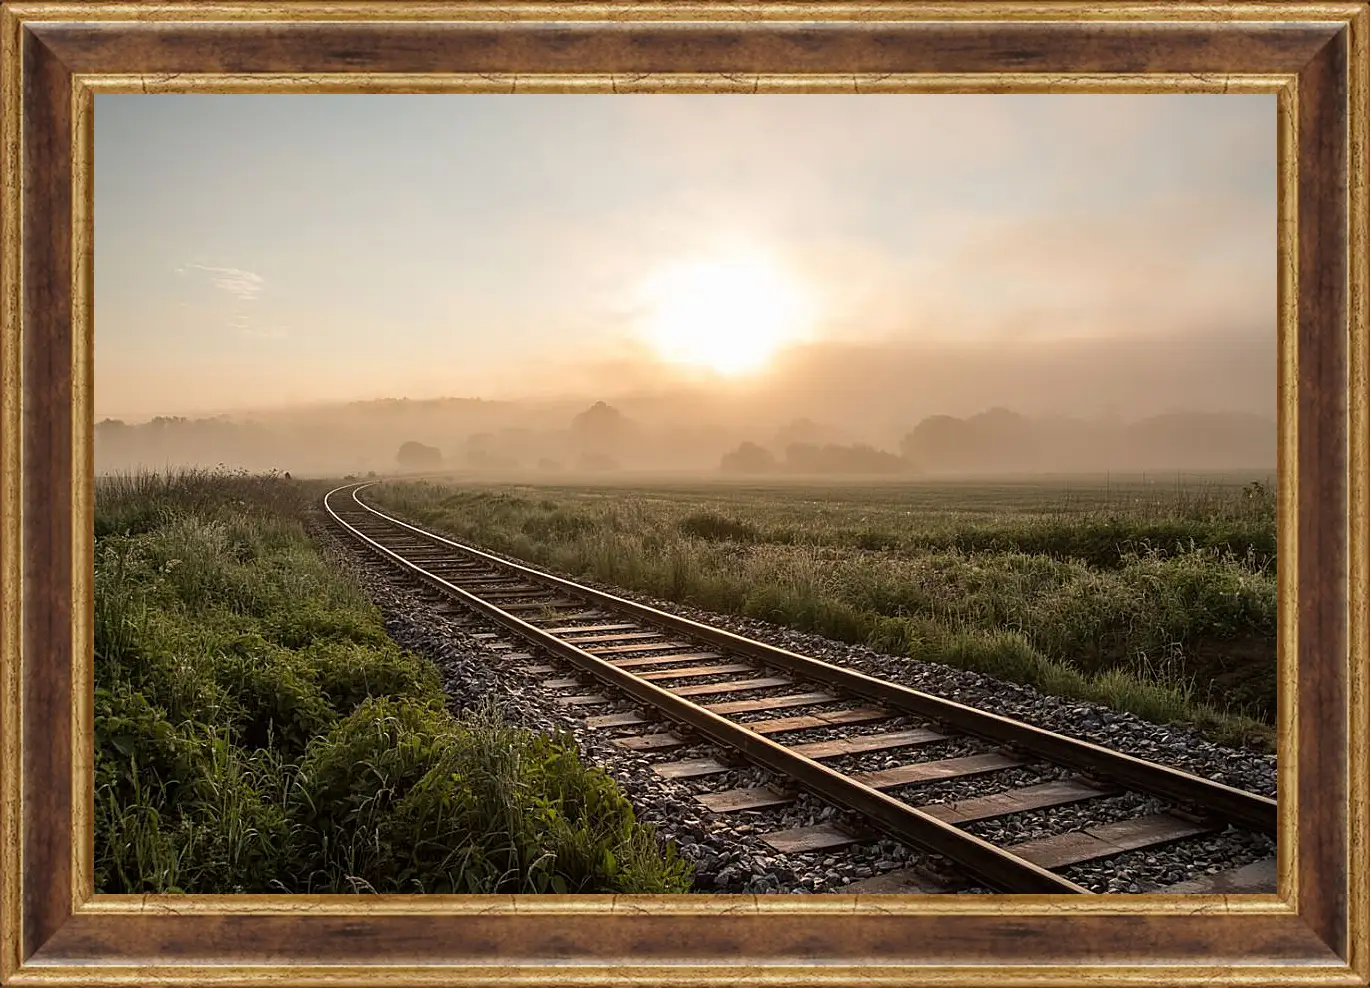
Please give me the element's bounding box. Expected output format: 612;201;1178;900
639;250;811;375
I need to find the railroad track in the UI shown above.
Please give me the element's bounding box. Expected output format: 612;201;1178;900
324;482;1277;895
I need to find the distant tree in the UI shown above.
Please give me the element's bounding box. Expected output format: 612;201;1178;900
850;444;904;474
784;442;903;475
571;401;622;431
94;419;134;462
901;415;972;470
396;440;442;471
720;441;777;474
965;407;1035;464
570;401;634;451
903;408;1043;472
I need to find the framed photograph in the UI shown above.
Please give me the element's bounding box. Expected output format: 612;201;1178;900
1;1;1366;985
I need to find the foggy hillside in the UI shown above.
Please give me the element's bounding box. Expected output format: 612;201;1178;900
95;329;1275;477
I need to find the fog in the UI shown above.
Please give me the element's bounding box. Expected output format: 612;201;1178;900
95;327;1275;478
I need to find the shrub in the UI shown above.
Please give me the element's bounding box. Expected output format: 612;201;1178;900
94;683;203;809
678;511;761;543
214;641;338;755
290;699;692;893
308;641;444;714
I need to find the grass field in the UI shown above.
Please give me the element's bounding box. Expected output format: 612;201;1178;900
368;474;1278;751
94;469;690;893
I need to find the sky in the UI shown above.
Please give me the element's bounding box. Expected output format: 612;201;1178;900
94;93;1275;420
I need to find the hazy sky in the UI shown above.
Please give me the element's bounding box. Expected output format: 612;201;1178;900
95;94;1275;420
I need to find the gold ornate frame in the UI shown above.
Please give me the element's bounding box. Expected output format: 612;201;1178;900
0;2;1366;985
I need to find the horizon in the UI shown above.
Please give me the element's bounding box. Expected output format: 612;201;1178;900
97;386;1279;431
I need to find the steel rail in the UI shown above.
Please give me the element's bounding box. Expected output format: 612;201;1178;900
324;484;1090;894
337;482;1277;837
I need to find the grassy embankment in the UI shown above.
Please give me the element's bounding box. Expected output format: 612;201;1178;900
94;469;690;893
369;477;1277;751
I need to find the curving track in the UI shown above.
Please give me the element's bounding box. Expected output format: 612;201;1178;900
325;482;1277;895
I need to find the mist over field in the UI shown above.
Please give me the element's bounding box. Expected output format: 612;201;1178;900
94;327;1274;478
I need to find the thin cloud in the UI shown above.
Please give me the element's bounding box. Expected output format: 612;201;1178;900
176;263;266;300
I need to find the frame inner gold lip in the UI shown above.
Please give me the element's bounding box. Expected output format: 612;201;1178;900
5;1;1370;18
61;65;1302;916
72;73;1297;93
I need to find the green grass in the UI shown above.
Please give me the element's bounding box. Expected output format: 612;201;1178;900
367;476;1277;751
94;468;691;894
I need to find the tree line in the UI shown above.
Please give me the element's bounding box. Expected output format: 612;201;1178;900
719;407;1275;476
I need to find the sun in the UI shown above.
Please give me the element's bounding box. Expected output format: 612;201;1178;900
640;250;811;376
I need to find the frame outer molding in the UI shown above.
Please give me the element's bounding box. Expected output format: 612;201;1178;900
1295;23;1350;959
0;3;1365;986
19;16;73;967
0;2;24;984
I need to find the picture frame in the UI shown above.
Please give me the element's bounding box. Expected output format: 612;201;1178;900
1;2;1366;985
